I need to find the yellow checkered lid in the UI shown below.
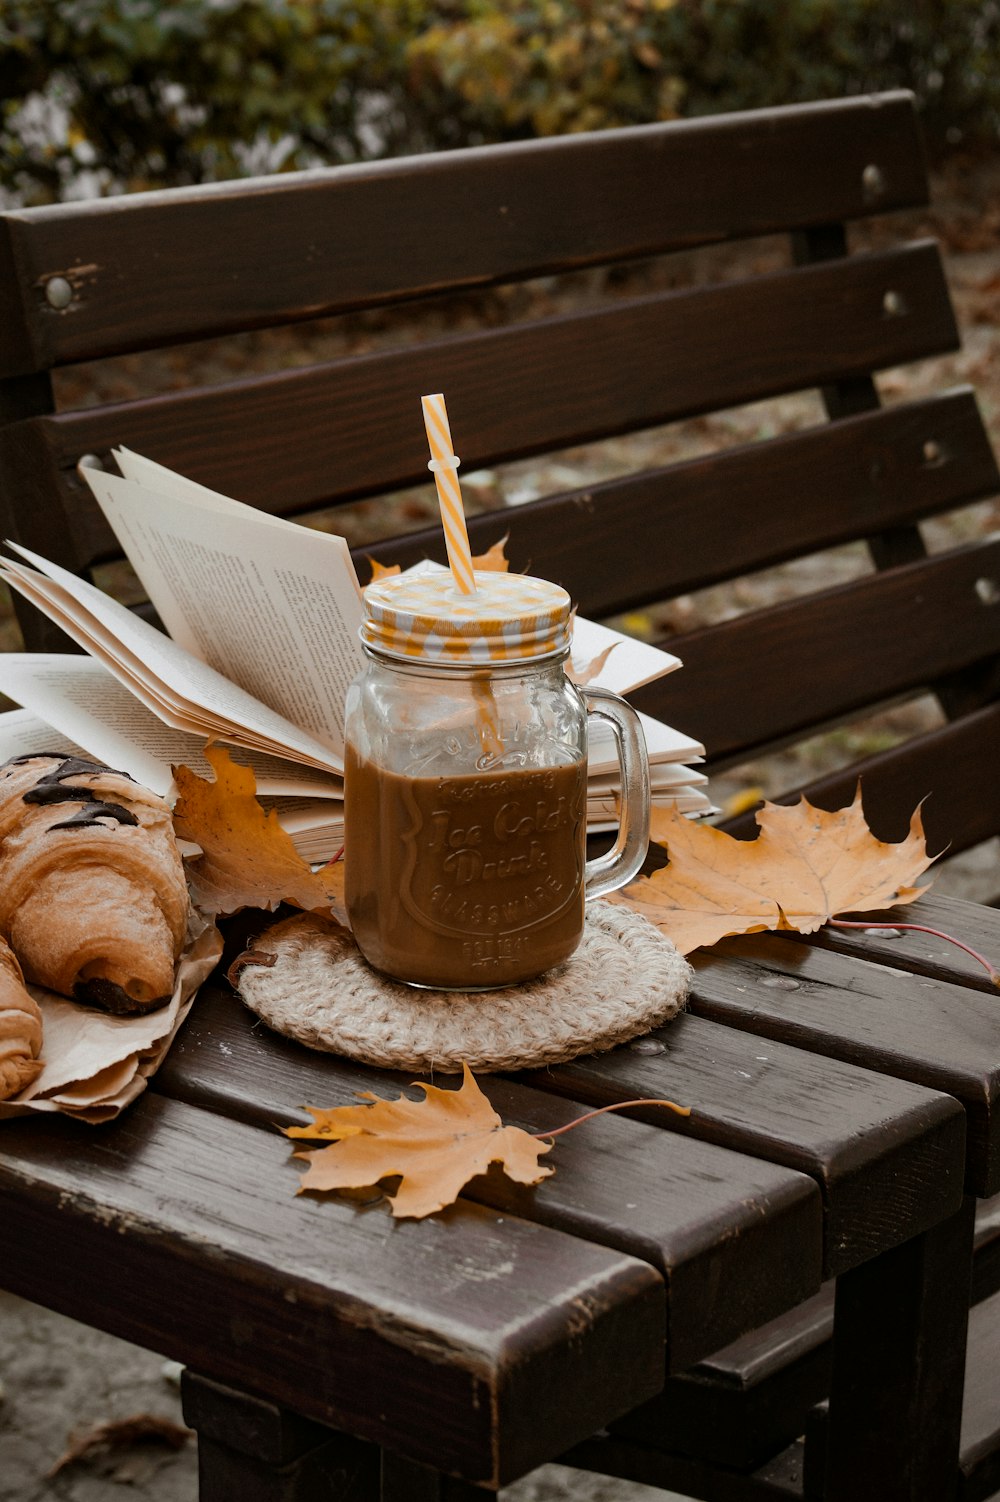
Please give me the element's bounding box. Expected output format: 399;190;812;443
363;563;572;664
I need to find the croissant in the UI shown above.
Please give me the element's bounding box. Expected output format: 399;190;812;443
0;934;43;1101
0;755;189;1015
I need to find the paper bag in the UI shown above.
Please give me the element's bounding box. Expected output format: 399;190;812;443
0;911;223;1124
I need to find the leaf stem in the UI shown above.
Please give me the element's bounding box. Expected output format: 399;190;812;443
827;918;1000;987
531;1098;691;1140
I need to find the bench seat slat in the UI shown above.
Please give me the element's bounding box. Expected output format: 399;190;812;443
363;389;1000;616
0;243;958;573
0;93;927;375
635;540;1000;764
155;985;822;1374
0;1092;664;1488
803;891;1000;997
689;932;1000;1197
513;1006;965;1277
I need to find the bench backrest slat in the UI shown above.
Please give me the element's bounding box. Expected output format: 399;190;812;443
0;92;927;375
363;389;1000;614
1;91;997;857
0;242;959;571
636;542;1000;764
722;704;1000;857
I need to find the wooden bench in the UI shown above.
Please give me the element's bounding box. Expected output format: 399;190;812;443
2;91;1000;1501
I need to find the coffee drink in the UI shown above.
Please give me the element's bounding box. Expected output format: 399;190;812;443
345;748;587;988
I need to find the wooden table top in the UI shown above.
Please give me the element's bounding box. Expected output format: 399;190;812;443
1;892;996;1490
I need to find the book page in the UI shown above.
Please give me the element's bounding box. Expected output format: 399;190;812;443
81;464;365;753
0;707;86;762
0;656;344;799
1;547;343;772
587;711;704;776
570;615;681;694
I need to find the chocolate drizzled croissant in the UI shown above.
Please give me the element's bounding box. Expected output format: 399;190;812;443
0;934;43;1100
0;754;189;1015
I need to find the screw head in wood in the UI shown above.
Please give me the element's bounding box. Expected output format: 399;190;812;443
44;275;73;310
862;163;886;202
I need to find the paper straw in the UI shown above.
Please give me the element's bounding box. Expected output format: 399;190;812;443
421;392;476;596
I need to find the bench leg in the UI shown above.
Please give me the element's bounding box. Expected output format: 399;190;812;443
181;1371;379;1502
380;1451;495;1499
821;1195;975;1502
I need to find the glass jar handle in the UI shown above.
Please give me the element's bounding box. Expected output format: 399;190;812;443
581;687;650;901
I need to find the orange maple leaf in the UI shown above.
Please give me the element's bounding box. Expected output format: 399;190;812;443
618;788;934;956
365;536;513;586
471;534;512;572
172;744;347;918
286;1063;553;1219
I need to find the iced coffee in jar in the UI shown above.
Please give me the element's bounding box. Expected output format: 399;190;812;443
343;565;650;990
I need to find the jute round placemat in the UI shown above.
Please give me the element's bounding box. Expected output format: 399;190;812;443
233;902;691;1072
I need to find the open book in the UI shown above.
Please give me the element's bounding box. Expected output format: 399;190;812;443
0;450;709;860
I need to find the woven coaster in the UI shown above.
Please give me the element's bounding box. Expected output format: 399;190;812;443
234;901;691;1073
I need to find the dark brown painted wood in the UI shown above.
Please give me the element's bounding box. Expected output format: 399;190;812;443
0;93;926;374
516;1011;964;1276
156;985;822;1374
689;932;1000;1196
361;388;1000;616
381;1453;493;1501
0;241;958;572
959;1285;1000;1501
560;1431;805;1499
823;1198;975;1502
181;1373;380;1502
611;1284;834;1471
0;1094;663;1488
800;890;1000;995
634;539;1000;765
719;702;1000;856
807;1279;1000;1501
613;1195;1000;1476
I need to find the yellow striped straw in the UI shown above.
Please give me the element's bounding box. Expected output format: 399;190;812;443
421;392;476;596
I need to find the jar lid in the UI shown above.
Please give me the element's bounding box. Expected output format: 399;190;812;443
362;564;573;664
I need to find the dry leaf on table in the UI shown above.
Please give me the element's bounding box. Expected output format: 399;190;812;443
47;1415;191;1477
617;788;934;955
286;1062;553;1218
172;744;345;919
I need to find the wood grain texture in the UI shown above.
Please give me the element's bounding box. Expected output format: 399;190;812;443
799;890;1000;994
155;985;822;1373
0;93;926;374
0;1094;663;1488
516;1008;964;1276
823;1199;975;1502
0;242;957;575
634;539;1000;765
960;1285;1000;1501
719;703;1000;855
690;932;999;1196
360;388;1000;616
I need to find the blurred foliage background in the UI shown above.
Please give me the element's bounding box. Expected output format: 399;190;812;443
2;0;999;205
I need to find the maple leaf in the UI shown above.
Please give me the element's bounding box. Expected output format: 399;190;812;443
286;1063;553;1218
618;788;934;955
471;534;511;572
365;537;513;586
566;641;618;686
172;744;347;918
